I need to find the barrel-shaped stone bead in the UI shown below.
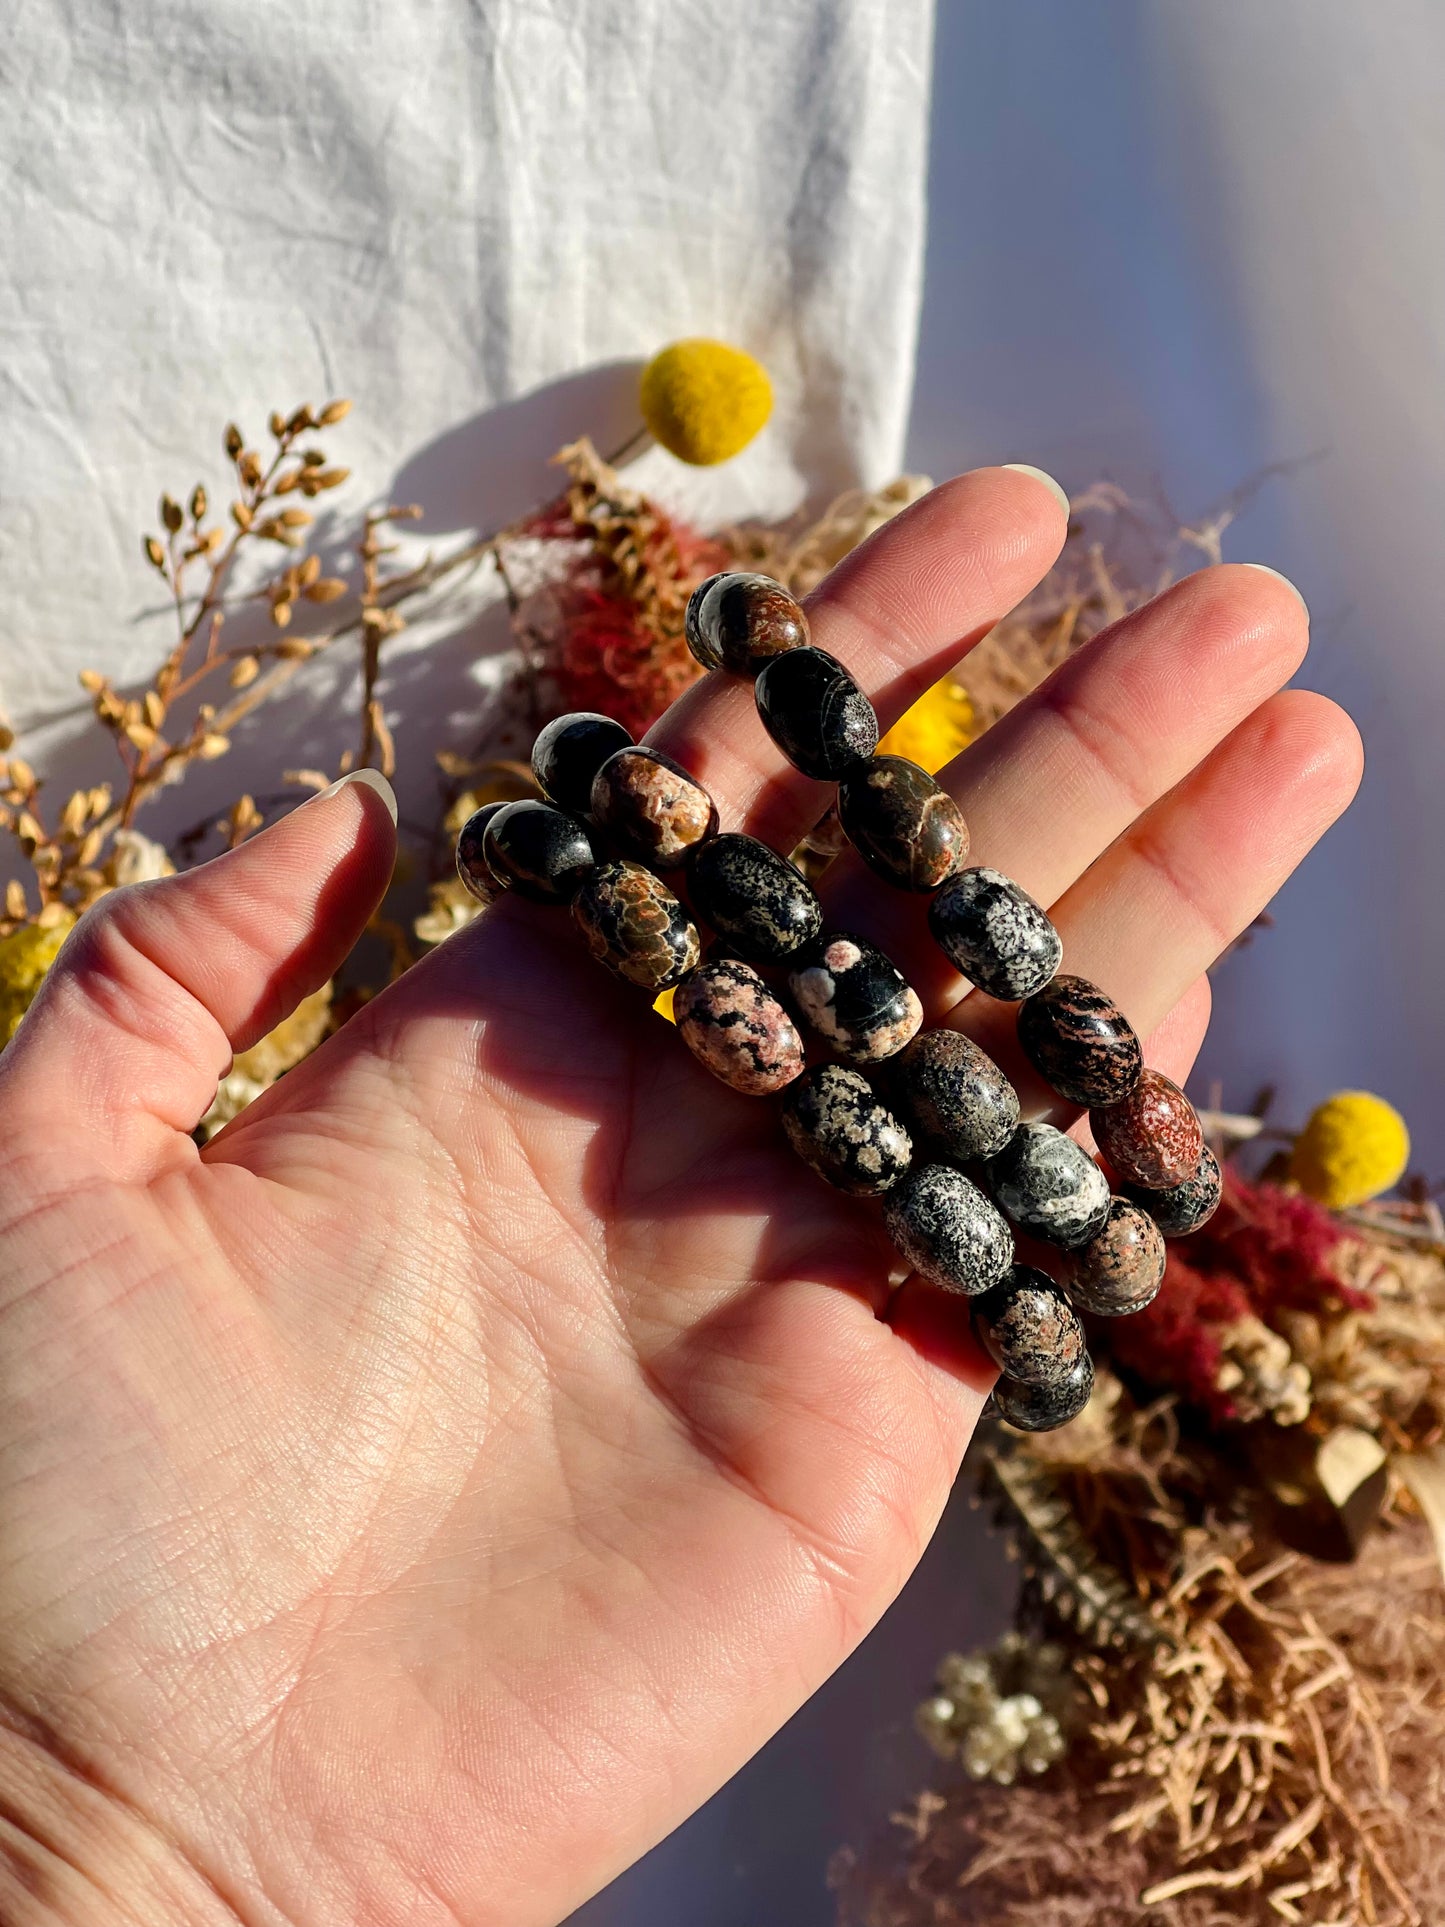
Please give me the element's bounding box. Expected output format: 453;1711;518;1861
928;866;1062;1001
1017;975;1143;1106
687;572;810;676
788;932;923;1064
481;799;596;904
531;711;634;815
1063;1199;1166;1316
984;1121;1112;1248
590;746;718;869
754;646;879;781
884;1163;1014;1297
572;861;700;991
1091;1069;1204;1189
971;1265;1088;1387
673;959;805;1095
837;755;970;892
1124;1143;1223;1236
780;1064;913;1195
456;801;509;904
991;1351;1095;1433
890;1028;1019;1162
685;832;822;963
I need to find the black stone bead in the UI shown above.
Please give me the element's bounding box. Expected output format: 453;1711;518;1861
883;1163;1014;1298
780;1064;913;1196
572;861;699;991
456;801;509;904
990;1351;1095;1433
837;755;970;892
686;832;822;963
787;931;923;1064
481;799;596;904
684;572;732;670
971;1265;1087;1388
754;646;879;781
1017;974;1143;1106
1063;1199;1166;1316
890;1028;1019;1162
531;712;633;815
1123;1143;1223;1237
688;572;810;676
590;746;718;869
928;865;1062;1000
984;1121;1112;1248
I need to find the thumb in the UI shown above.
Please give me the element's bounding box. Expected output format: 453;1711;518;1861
0;770;397;1173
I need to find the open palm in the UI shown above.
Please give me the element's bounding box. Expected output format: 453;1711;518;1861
0;470;1359;1927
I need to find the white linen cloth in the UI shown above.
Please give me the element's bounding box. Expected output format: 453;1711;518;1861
0;0;933;823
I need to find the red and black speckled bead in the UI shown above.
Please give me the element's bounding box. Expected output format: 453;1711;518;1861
1063;1199;1166;1316
673;959;805;1095
572;861;700;991
1017;974;1143;1106
971;1265;1088;1388
1091;1069;1204;1189
837;755;970;892
991;1351;1095;1433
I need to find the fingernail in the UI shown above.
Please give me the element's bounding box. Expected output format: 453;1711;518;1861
1242;562;1309;614
1002;463;1071;518
310;767;398;824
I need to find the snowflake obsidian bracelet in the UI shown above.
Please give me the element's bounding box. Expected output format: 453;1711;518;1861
455;573;1220;1433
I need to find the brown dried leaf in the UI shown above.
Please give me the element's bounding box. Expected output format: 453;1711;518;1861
144;535;166;570
304;578;347;603
224;422;244;460
78;669;105;693
124;722;156;752
78;828;104;867
15;809;44;847
318;399;352;426
238;451;263;489
299;553;321;587
143;691;165;730
313;467;350;490
269;600;293;629
274;469;301;495
279;507;312;529
231;502;253;532
275;638;312;659
160;494;183;533
268;410;287;439
199;734;230;760
87;786;112;818
8;757;34;793
59;790;87;838
229;656;260;689
190;484;207;522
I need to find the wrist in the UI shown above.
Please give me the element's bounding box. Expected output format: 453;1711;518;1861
0;1711;244;1927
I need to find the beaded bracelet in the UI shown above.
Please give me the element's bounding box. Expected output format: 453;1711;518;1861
456;573;1220;1434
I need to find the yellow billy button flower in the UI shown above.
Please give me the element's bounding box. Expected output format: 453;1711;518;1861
0;908;76;1044
639;339;772;466
877;676;975;776
1289;1091;1411;1209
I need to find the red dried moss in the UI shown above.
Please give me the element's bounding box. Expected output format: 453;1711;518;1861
1102;1173;1367;1422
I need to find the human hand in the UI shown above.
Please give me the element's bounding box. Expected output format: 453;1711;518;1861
0;469;1360;1926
